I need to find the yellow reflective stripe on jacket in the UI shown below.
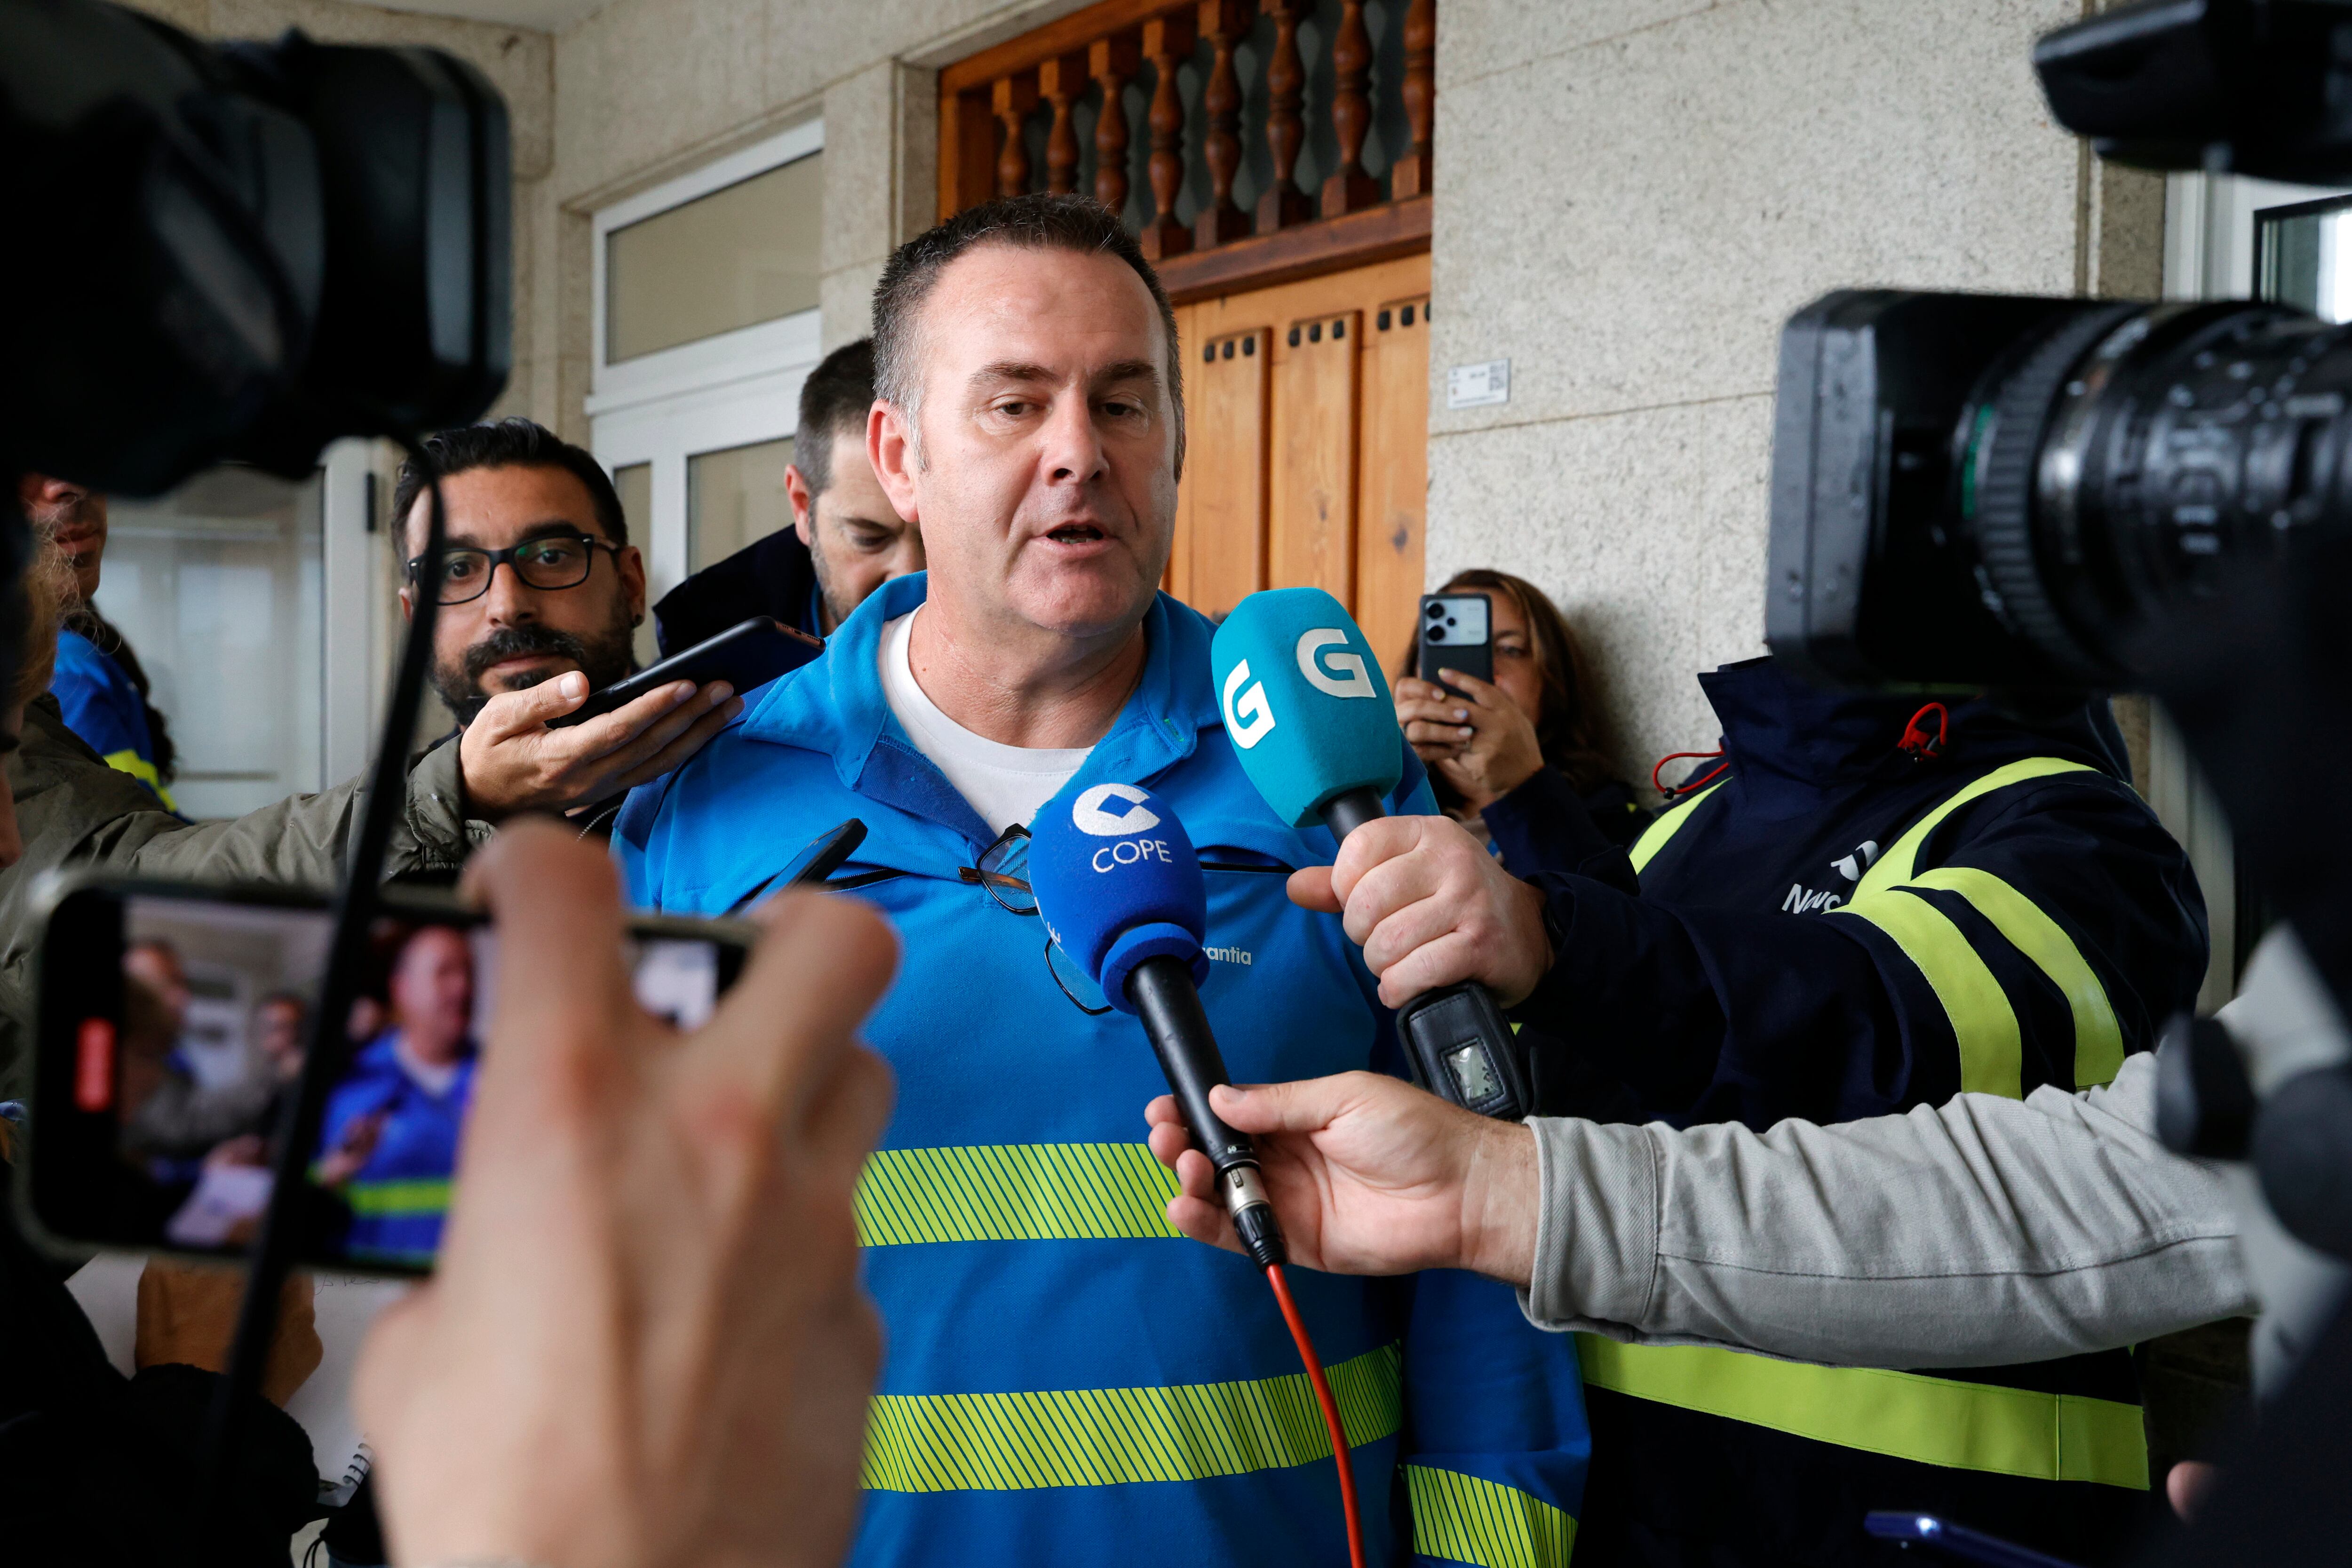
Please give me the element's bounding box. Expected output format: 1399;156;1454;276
340;1178;453;1218
101;748;177;812
1856;757;2096;891
1835;756;2113;1097
1629;782;1724;875
1906;867;2125;1088
855;1143;1179;1246
1408;1465;1576;1568
1834;889;2023;1097
861;1343;1401;1492
1576;1338;2147;1491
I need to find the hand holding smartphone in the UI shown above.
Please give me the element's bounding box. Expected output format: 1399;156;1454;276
25;874;755;1274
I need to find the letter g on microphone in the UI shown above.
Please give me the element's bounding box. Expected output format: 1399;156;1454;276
1295;629;1377;699
1222;661;1276;748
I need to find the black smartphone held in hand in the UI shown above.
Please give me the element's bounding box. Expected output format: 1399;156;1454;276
546;616;821;730
22;874;755;1275
1417;592;1494;687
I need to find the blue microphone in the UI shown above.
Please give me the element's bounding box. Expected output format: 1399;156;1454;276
1210;589;1533;1121
1030;781;1285;1266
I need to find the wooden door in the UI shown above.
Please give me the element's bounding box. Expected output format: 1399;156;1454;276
1171;253;1430;653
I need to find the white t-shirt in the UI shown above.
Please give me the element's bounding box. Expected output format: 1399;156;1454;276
879;610;1092;834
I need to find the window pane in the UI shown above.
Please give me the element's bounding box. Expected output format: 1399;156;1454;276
2259;198;2352;322
613;462;656;667
688;438;795;574
97;467;325;820
607;152;823;362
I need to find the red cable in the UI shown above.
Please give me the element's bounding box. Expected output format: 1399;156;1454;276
1266;1262;1367;1568
1651;748;1726;795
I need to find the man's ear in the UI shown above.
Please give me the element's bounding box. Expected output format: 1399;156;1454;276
869;400;921;524
397;583;415;622
617;544;648;622
785;463;816;547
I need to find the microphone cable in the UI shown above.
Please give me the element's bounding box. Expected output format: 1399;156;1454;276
1265;1260;1367;1568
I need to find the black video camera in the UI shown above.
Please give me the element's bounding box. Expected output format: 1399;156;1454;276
1765;0;2352;1035
1;0;510;500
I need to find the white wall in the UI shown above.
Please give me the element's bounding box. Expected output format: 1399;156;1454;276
1422;0;2164;781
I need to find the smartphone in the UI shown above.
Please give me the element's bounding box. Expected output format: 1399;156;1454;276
1862;1513;2084;1568
1417;592;1494;686
23;874;755;1275
546;616;821;730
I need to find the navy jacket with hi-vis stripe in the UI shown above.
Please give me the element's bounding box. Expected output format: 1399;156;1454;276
613;573;1591;1568
1514;655;2209;1132
1510;656;2207;1568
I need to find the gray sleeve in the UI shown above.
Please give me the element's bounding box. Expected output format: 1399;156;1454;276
1520;1049;2255;1366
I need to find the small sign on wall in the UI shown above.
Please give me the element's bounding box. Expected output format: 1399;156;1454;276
1447;358;1510;410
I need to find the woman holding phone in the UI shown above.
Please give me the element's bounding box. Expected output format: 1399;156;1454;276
1392;568;1649;867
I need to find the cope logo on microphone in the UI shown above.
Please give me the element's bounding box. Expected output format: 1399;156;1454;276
1071;782;1179;874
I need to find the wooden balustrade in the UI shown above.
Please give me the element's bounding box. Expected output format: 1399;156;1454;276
939;0;1438;302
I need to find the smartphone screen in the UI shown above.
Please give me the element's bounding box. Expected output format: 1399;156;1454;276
28;880;747;1273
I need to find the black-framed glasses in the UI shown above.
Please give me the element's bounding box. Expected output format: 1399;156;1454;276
407;533;621;605
958;824;1111;1015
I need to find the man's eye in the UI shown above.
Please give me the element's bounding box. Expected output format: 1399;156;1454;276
526;542;582;566
444;556;484;580
994;400;1033;418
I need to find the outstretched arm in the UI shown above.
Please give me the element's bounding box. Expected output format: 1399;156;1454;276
1148;1048;2251;1369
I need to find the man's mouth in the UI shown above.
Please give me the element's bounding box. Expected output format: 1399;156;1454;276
1044;523;1109;546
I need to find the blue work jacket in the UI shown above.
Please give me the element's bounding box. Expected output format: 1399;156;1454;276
616;573;1591;1568
315;1030;475;1267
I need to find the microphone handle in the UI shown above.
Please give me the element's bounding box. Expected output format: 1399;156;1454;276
1317;785;1536;1121
1127;954;1285;1266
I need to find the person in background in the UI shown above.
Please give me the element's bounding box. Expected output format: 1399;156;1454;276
652;338;925;652
0;418;741;1099
14;473;177;809
316;925;479;1266
0;542;325;1565
1392;569;1648;876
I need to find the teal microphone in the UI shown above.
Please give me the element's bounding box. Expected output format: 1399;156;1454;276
1211;588;1533;1121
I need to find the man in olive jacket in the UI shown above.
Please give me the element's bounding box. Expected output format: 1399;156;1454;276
0;419;742;1094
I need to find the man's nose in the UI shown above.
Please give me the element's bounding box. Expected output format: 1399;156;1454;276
32;476;86;507
480;559;543;623
1040;395;1109;485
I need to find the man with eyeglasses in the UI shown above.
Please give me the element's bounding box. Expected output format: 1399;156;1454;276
615;194;1592;1568
0;419;737;1098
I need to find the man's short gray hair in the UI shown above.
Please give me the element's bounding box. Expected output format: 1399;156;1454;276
870;194;1186;476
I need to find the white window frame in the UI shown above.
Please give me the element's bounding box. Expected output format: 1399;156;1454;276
588;119;826;419
587;120;826;613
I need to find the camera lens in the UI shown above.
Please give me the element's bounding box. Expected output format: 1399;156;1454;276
1771;289;2352;689
1427;602;1445;619
1963;299;2339;684
1427;626;1447;642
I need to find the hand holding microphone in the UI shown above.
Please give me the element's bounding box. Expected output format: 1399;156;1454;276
1210;589;1542;1121
1288;815;1554;1009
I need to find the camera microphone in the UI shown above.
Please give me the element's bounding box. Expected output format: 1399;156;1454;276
1209;588;1533;1121
1027;780;1283;1267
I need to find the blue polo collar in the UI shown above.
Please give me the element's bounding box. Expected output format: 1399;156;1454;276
739;572;1223;850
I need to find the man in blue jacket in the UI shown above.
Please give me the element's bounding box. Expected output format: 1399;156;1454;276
617;193;1589;1568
